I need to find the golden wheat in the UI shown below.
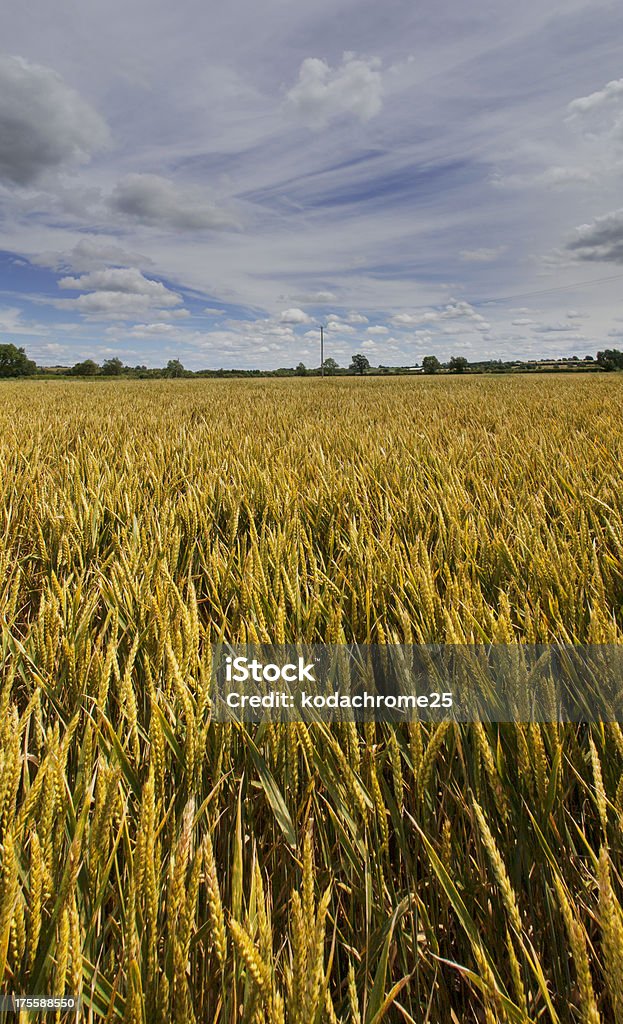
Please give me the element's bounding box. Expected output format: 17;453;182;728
0;375;622;1022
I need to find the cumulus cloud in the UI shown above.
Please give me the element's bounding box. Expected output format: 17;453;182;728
391;300;489;331
50;292;184;318
0;55;109;185
58;268;181;305
327;322;355;333
565;209;623;263
109;174;239;230
279;307;310;323
286;52;383;129
531;323;574;333
367;325;388;335
568;79;623;116
124;322;179;337
33;238;154;272
324;313;364;332
565;78;623;142
49;266;185;320
290;290;337;303
390;313;421;327
459;246;507;262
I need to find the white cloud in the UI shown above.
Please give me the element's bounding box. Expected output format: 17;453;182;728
566;208;623;263
531;323;575;333
33;238;154;272
279;307;310;323
491;167;593;189
390;313;421;326
58;267;182;306
50;292;186;319
459;246;507;262
109;174;239;230
389;301;493;338
47;266;186;321
568;79;623;116
0;307;24;330
367;325;389;335
286;53;383;129
124;322;178;337
511;318;534;325
291;290;337;303
3;4;623;367
0;55;109;185
0;305;56;337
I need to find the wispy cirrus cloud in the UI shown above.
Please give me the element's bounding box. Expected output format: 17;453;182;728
1;0;623;367
459;246;507;262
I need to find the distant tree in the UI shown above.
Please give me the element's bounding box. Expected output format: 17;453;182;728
596;349;623;371
449;356;468;373
164;359;185;378
0;343;36;377
350;353;370;375
322;357;339;375
70;359;100;376
422;355;441;374
295;362;307;376
102;357;124;376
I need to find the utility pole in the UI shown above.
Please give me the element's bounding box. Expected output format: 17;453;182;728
320;325;324;377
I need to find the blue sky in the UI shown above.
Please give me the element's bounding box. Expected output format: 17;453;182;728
2;0;623;368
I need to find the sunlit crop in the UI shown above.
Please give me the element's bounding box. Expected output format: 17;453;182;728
1;375;622;1022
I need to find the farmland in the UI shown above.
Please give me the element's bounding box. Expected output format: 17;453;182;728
1;375;623;1022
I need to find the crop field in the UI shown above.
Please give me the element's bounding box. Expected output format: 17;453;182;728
1;374;623;1023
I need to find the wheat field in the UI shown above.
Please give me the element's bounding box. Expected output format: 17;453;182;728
1;375;623;1023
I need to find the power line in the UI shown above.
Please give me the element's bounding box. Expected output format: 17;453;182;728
476;271;623;306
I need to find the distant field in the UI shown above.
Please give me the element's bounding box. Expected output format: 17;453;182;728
1;376;622;1022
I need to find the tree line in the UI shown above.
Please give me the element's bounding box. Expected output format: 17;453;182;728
1;341;622;379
